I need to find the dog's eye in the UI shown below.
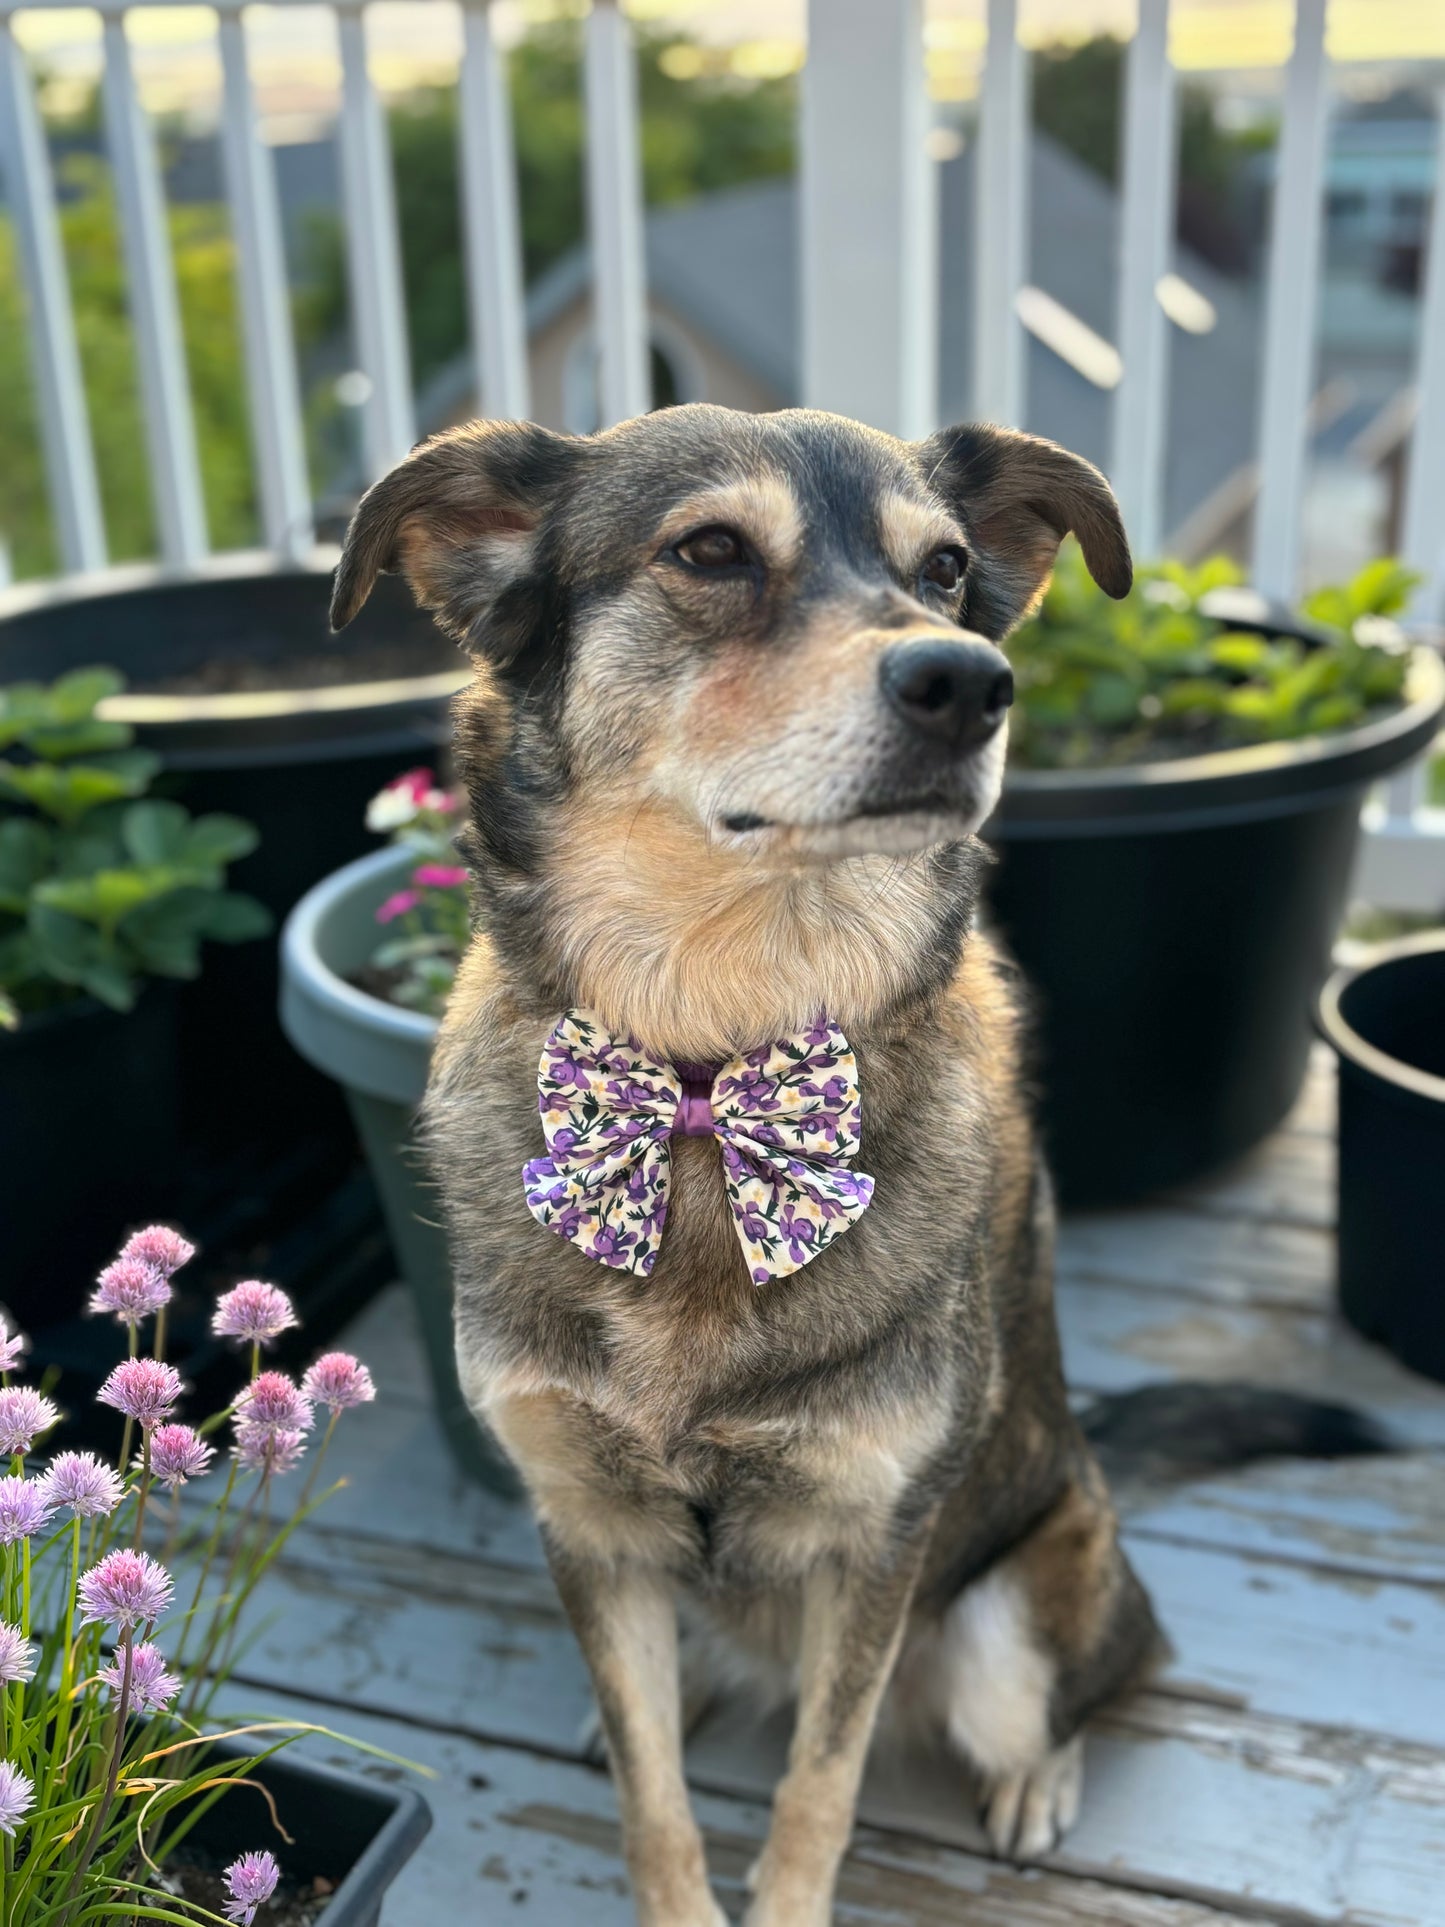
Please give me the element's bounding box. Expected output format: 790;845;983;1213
921;546;967;593
675;525;748;570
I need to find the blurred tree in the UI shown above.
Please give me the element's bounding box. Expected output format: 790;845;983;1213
319;20;796;392
0;158;259;577
1031;34;1273;271
1;26;793;578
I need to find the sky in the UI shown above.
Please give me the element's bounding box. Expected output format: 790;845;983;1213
11;0;1445;132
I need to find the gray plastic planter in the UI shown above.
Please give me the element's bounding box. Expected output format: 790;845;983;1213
280;846;516;1492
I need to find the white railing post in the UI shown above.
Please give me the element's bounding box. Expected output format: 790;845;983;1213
974;0;1028;427
336;4;415;477
1111;0;1177;559
218;12;313;560
801;0;935;439
458;0;530;421
1401;88;1445;627
1253;0;1330;602
584;0;649;426
0;18;107;574
100;10;208;568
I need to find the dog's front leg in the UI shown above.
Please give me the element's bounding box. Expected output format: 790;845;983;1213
547;1544;726;1927
744;1525;932;1927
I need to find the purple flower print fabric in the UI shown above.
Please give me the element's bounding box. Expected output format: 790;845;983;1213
521;1010;874;1283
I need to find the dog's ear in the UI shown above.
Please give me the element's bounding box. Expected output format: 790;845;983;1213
915;423;1132;639
330;420;581;659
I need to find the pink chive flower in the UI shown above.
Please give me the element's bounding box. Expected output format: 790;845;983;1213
222;1849;281;1925
0;1623;36;1686
375;888;421;924
0;1763;33;1837
145;1425;214;1490
0;1479;53;1545
236;1372;313;1437
412;862;467;889
0;1320;25;1376
99;1641;181;1715
212;1281;297;1348
97;1359;182;1431
77;1549;173;1629
234;1422;307;1478
0;1388;59;1458
119;1225;195;1277
302;1353;376;1413
42;1452;124;1519
90;1256;171;1326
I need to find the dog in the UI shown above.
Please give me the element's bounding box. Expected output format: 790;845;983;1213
330;405;1375;1926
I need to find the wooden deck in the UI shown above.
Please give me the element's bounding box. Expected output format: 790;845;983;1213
236;1046;1445;1925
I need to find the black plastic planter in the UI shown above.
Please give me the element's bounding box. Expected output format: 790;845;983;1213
1318;934;1445;1383
0;987;181;1328
982;632;1445;1206
0;553;465;1164
183;1742;431;1927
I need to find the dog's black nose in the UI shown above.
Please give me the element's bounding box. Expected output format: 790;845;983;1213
879;639;1014;748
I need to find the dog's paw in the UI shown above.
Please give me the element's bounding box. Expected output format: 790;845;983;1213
981;1735;1083;1861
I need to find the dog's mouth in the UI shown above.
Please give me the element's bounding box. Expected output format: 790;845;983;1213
718;788;988;858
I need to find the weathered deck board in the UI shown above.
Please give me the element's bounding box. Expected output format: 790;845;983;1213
224;1689;1280;1926
1057;1209;1335;1312
1125;1453;1445;1586
238;1517;1445;1757
208;1515;1445;1924
1161;1128;1335;1230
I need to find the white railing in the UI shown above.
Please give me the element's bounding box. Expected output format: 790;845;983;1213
0;0;1442;905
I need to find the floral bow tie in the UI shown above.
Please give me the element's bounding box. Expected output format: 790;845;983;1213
522;1010;874;1283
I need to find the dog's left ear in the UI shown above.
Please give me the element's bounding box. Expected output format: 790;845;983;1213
915;423;1132;639
330;420;582;660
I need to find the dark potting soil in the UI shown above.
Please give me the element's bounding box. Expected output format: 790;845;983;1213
143;636;460;695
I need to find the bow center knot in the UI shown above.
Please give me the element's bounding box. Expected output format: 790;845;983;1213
673;1061;720;1138
521;1011;874;1282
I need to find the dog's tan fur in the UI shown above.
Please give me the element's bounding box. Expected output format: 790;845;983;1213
334;405;1160;1925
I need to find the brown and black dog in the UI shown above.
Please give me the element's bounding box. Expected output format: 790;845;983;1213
329;404;1264;1924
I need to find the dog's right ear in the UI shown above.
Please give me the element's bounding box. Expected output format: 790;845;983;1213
330;420;581;660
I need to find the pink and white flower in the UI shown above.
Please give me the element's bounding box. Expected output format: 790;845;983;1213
301;1353;376;1413
77;1549;173;1629
119;1225;195;1277
99;1641;181;1714
0;1762;33;1836
0;1387;59;1458
212;1281;297;1348
222;1849;281;1924
146;1424;214;1490
89;1256;171;1326
0;1622;36;1686
41;1451;124;1519
98;1359;182;1431
0;1478;53;1545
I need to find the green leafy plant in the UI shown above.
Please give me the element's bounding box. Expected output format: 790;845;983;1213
1007;551;1416;770
0;669;271;1029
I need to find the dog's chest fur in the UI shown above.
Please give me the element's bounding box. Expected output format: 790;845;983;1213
424;937;1022;1584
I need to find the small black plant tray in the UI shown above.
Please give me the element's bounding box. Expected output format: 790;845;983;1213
176;1741;431;1927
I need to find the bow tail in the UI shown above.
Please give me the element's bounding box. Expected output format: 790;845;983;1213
720;1134;875;1284
522;1130;674;1276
